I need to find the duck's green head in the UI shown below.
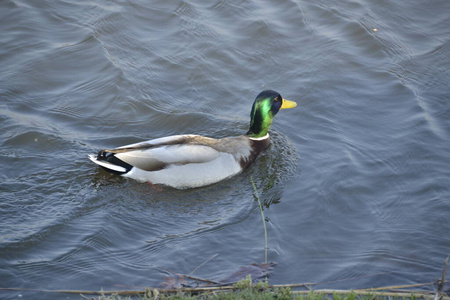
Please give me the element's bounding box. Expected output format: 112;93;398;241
246;90;297;138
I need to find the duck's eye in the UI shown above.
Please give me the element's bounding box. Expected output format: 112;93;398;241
271;95;283;112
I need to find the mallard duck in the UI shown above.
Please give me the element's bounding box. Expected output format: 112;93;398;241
88;90;297;189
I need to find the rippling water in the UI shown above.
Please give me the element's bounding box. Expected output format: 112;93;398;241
1;0;450;298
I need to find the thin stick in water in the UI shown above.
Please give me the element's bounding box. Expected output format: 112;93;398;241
251;176;268;264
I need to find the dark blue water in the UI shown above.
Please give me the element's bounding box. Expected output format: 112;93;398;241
1;0;450;298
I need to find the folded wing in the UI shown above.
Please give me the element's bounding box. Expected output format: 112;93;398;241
93;135;221;172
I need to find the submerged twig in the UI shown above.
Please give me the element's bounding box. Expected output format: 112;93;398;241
250;176;268;264
356;281;437;291
190;253;219;276
182;274;223;285
435;254;449;300
293;289;448;299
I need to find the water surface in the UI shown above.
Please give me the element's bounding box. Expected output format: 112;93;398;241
1;0;450;298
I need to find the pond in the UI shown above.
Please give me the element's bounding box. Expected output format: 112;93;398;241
1;0;450;298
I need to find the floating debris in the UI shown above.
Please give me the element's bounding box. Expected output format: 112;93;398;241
159;262;277;289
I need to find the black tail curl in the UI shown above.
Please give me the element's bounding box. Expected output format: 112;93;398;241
96;150;133;175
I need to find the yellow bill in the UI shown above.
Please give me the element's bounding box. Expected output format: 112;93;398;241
280;98;297;109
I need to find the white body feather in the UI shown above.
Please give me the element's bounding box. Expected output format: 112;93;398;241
124;151;242;188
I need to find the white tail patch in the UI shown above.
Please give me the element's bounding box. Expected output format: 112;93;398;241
88;155;127;173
